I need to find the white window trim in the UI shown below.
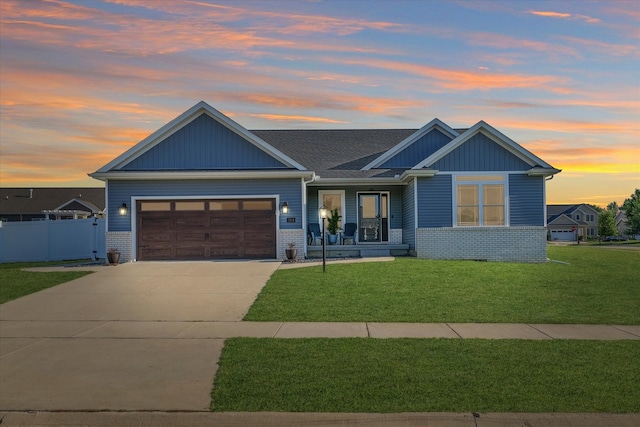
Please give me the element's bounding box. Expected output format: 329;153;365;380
318;189;346;229
452;173;510;227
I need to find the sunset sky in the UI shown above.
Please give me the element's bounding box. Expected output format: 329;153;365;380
1;0;638;206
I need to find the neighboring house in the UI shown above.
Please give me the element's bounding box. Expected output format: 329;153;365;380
90;101;560;263
615;210;629;238
0;188;105;222
547;204;600;241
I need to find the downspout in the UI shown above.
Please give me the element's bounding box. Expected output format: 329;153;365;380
544;175;553;227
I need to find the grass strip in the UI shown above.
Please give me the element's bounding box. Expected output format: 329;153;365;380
212;338;640;413
0;260;93;304
245;246;639;324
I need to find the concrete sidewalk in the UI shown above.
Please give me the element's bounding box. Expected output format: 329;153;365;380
2;320;639;340
1;411;639;427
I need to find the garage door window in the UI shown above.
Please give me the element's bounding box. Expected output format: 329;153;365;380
210;201;239;210
140;201;171;211
243;200;273;210
175;201;205;211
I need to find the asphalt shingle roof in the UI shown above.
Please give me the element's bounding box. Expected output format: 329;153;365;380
0;188;105;214
252;129;418;177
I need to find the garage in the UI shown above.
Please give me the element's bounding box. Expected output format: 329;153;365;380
136;199;276;260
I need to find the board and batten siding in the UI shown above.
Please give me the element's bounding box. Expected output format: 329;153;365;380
402;179;416;250
429;133;531;171
416;175;453;228
380;129;452;169
120;114;289;171
107;179;302;232
509;174;545;226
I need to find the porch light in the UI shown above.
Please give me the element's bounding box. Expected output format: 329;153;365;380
281;201;289;214
320;205;328;219
119;203;128;216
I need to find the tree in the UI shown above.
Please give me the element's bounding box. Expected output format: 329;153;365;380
598;210;617;239
606;201;618;213
622;189;640;235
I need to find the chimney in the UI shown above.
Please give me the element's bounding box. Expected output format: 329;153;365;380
29;189;33;199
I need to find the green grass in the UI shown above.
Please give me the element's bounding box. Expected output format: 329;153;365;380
212;338;640;413
0;260;93;304
245;246;639;324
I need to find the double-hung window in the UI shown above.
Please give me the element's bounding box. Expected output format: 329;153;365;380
455;175;506;226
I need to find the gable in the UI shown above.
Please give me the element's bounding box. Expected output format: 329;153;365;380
548;214;579;226
575;204;600;216
429;133;531;171
120;114;290;171
379;128;453;169
362;119;459;170
57;199;101;213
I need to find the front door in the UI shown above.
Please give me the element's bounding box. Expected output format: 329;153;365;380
358;193;388;242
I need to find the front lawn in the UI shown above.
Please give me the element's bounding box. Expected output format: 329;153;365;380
0;261;93;304
212;338;640;413
245;246;639;324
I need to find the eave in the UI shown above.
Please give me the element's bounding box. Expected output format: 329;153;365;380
527;167;562;177
89;170;315;181
399;169;439;181
309;177;407;186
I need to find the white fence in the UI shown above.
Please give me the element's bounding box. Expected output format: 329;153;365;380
0;218;106;263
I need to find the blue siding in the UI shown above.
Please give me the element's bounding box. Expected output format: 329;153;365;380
402;179;416;249
509;174;545;226
380;129;452;168
121;114;289;170
430;133;531;171
108;179;302;232
417;175;453;227
307;186;403;229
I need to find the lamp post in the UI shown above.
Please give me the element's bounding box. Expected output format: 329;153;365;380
320;204;328;273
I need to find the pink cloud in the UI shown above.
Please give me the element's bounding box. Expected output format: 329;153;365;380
330;57;569;92
528;10;601;24
249;114;347;124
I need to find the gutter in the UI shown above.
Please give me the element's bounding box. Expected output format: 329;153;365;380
88;170;316;181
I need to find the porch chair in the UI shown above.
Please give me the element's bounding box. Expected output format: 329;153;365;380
341;222;357;245
308;223;322;245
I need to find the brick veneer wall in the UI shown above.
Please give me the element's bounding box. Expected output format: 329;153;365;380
416;227;547;263
390;229;402;244
106;231;133;262
279;229;306;261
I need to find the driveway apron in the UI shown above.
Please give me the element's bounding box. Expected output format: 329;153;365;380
0;261;280;411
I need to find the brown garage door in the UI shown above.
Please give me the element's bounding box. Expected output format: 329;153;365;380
136;199;276;260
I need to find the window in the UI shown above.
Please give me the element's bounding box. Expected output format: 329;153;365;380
455;175;505;226
318;190;345;228
175;201;205;211
140;201;171;211
209;201;239;211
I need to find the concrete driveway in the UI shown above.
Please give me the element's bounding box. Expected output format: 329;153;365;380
0;261;280;411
